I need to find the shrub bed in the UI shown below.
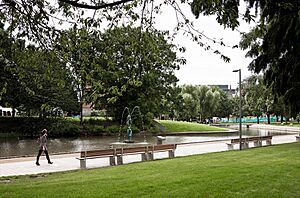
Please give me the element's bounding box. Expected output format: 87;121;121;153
0;117;159;137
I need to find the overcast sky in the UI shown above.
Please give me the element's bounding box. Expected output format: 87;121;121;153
153;2;257;88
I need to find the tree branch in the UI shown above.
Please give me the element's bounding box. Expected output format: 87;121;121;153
0;4;10;7
58;0;135;10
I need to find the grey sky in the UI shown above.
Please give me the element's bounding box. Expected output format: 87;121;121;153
154;2;256;88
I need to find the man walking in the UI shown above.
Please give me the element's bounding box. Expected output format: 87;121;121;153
36;129;53;166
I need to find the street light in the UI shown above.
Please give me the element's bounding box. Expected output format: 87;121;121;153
233;69;242;150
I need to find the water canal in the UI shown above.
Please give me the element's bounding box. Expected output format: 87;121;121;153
0;128;294;158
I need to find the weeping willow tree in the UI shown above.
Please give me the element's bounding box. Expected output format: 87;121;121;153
180;85;220;122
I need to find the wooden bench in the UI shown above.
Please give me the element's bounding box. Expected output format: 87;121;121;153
77;144;177;168
147;144;177;160
76;149;116;169
115;146;149;165
227;136;273;150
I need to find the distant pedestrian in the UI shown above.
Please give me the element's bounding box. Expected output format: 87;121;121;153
36;129;53;166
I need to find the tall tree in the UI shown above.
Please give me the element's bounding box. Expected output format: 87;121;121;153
213;87;234;119
56;27;98;123
88;26;184;120
242;75;274;123
196;85;220;122
181;92;198;121
180;85;221;122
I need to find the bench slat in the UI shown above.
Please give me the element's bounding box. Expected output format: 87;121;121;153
81;149;115;158
151;144;176;151
116;146;148;155
230;136;272;144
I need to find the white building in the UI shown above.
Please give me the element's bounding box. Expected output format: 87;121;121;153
0;106;14;116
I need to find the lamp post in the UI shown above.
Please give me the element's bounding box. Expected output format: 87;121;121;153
233;69;242;150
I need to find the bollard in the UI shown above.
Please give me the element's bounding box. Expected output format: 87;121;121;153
157;136;166;145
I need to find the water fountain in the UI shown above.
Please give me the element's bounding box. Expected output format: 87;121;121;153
110;106;149;148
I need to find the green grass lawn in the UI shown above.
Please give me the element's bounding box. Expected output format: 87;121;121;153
158;120;227;132
1;143;299;197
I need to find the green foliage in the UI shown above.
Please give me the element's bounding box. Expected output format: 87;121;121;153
56;27;99;123
213;87;234;118
1;143;299;197
91;110;106;117
0;117;80;137
191;0;240;29
179;85;221;121
49;120;81;137
82;118;103;125
143;112;155;127
55;26;184;123
0;26;79;117
19;47;79;115
106;125;121;134
242;74;275;121
86;26;183;120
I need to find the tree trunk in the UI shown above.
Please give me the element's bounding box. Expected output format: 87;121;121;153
267;114;270;124
80;101;83;125
12;107;15;118
257;115;259;124
280;115;283;123
79;84;84;125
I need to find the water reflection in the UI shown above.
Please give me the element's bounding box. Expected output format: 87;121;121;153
0;128;293;158
164;128;290;144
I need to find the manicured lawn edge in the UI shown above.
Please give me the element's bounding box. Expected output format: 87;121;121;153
158;120;227;132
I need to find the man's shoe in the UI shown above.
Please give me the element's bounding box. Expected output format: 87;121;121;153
36;162;40;166
48;161;53;164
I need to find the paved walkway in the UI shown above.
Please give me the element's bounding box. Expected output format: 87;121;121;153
250;124;300;132
0;134;298;177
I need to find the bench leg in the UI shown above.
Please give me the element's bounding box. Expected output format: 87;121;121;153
109;156;116;166
227;144;234;150
80;159;86;169
147;152;154;160
296;136;300;142
117;155;123;165
241;142;249;149
141;153;147;161
258;141;262;147
168;150;175;158
266;140;272;146
245;142;249;148
254;141;260;147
